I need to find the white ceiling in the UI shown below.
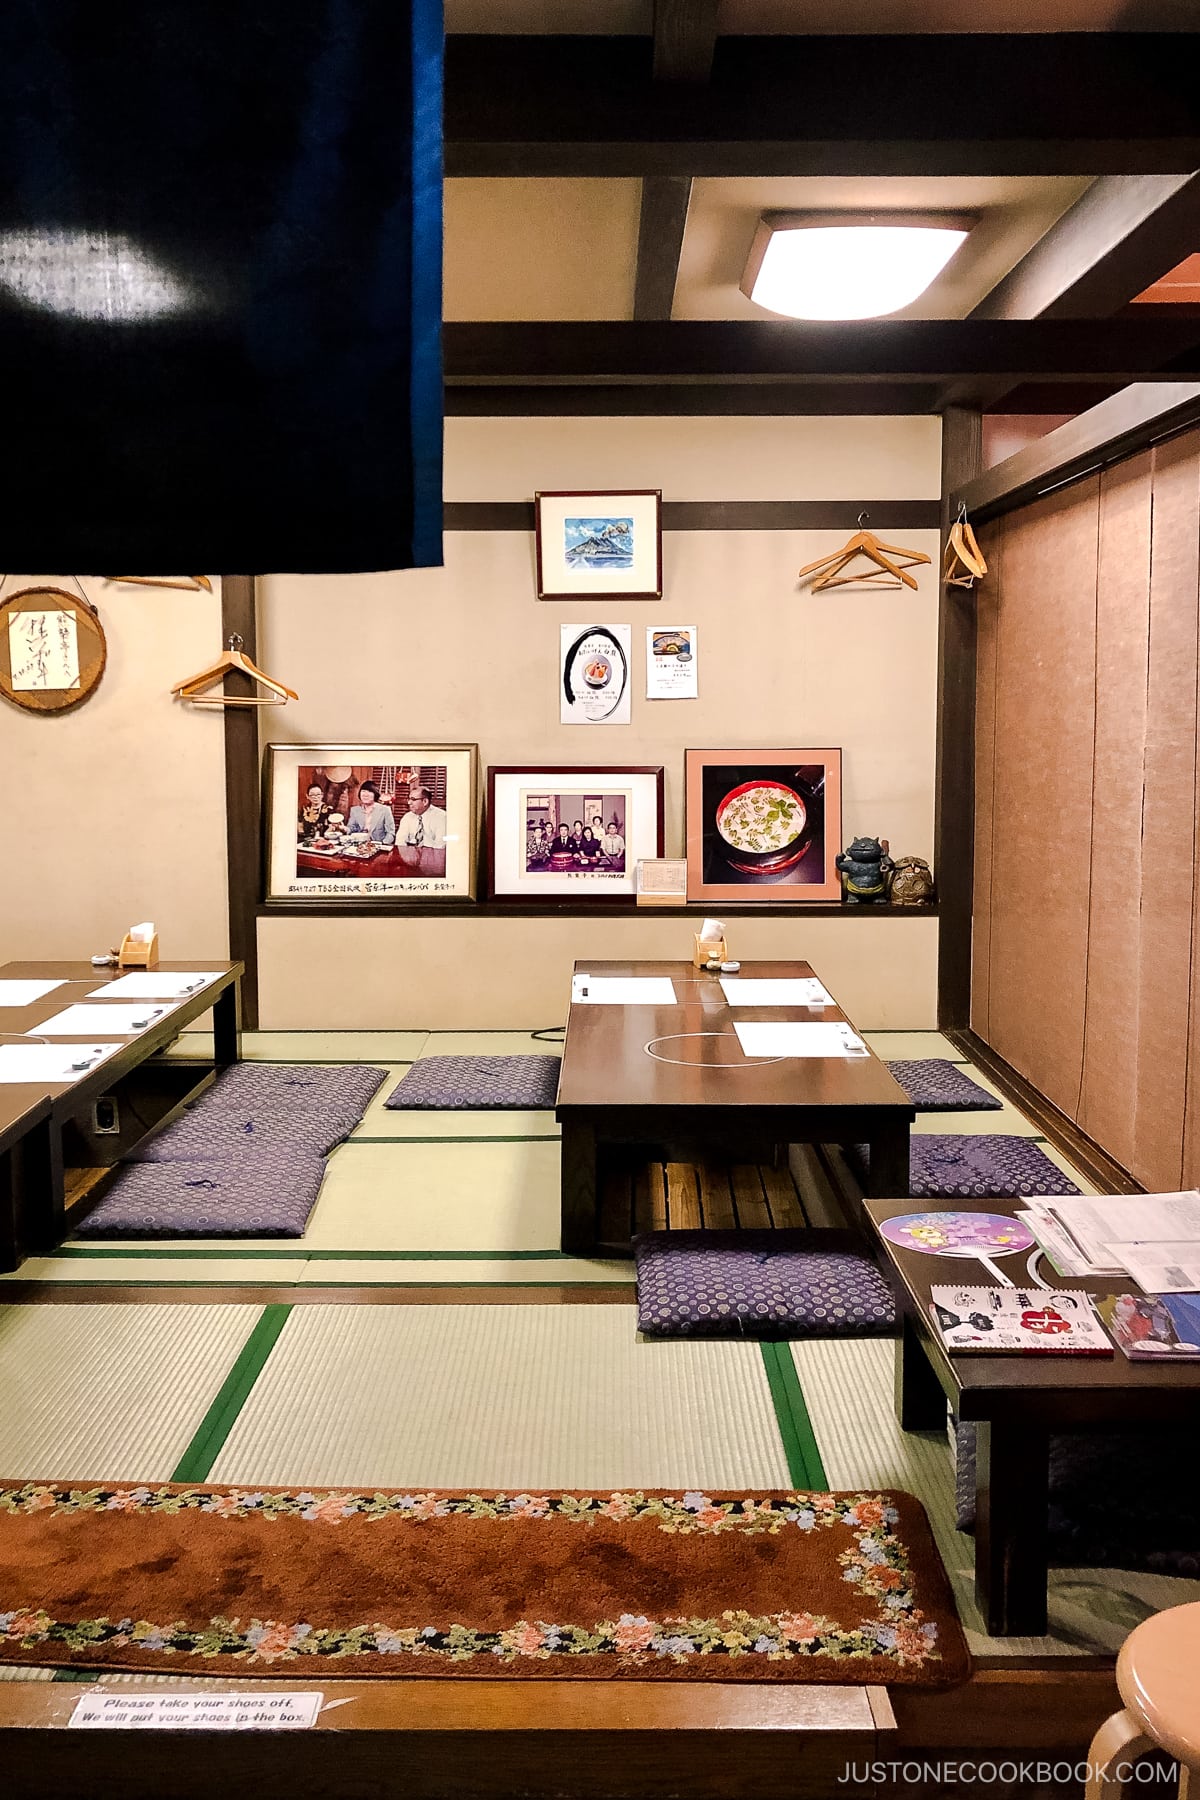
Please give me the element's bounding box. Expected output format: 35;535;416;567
445;0;1200;30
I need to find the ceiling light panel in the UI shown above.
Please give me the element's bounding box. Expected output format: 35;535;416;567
741;211;973;320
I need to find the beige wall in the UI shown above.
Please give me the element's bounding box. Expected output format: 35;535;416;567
257;414;941;1028
1;578;229;963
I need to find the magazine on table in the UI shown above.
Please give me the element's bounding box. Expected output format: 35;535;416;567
1017;1191;1200;1279
929;1284;1113;1355
1095;1292;1200;1360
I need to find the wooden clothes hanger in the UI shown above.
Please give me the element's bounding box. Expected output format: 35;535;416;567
172;634;298;707
943;504;988;588
797;513;932;592
108;576;213;592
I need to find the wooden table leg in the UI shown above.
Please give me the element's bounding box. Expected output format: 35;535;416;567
560;1117;598;1256
213;979;242;1070
894;1311;947;1430
975;1418;1050;1637
0;1143;19;1274
864;1122;910;1198
25;1117;62;1257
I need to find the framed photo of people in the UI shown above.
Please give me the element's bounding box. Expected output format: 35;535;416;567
265;744;479;901
487;766;664;901
684;748;843;904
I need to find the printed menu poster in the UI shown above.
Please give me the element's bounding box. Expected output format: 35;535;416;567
560;624;632;724
646;626;698;699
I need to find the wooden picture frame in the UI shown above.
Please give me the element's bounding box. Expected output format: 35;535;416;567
685;748;843;904
265;744;478;902
0;587;106;714
487;765;665;901
534;490;662;601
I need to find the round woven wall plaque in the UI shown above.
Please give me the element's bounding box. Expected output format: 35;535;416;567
0;586;107;714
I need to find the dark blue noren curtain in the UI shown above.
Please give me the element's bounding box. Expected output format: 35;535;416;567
0;0;442;573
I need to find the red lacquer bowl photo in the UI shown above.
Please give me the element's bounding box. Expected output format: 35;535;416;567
715;779;810;875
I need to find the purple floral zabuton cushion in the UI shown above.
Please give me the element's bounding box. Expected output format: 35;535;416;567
953;1419;1200;1578
73;1153;328;1239
633;1230;896;1339
886;1060;1003;1113
385;1055;561;1111
136;1064;387;1160
848;1135;1080;1199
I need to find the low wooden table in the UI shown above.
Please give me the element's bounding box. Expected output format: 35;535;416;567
0;959;242;1267
555;959;913;1256
866;1196;1200;1637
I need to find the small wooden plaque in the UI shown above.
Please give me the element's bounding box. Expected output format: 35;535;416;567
0;587;106;714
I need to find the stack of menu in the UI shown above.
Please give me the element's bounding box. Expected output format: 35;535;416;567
930;1285;1112;1355
1018;1191;1200;1291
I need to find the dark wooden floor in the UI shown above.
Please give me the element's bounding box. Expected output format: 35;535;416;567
600;1154;809;1241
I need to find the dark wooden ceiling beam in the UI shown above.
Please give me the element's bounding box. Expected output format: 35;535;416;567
652;0;720;83
445;34;1200;177
951;381;1200;522
444;382;941;416
939;173;1200;410
973;174;1200;320
633;177;693;321
444;320;1200;386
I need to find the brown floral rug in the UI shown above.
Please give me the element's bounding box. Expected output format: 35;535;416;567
0;1482;970;1685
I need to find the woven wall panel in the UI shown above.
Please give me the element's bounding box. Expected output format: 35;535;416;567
1131;433;1200;1189
986;479;1098;1118
970;520;1001;1043
1077;450;1152;1173
974;426;1200;1192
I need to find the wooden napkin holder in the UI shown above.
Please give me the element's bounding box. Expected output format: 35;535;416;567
693;933;728;968
118;932;160;969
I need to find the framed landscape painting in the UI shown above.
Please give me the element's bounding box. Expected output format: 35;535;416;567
265;744;478;901
534;490;662;600
684;748;843;904
487;765;664;900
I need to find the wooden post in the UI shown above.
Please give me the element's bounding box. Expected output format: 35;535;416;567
220;575;261;1030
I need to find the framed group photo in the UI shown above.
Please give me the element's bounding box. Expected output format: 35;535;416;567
684;748;843;903
487;766;664;900
265;744;478;901
534;490;662;601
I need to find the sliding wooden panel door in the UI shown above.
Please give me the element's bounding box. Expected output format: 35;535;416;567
971;426;1200;1191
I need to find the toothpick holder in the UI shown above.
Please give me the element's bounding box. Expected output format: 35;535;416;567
118;932;160;969
693;933;728;968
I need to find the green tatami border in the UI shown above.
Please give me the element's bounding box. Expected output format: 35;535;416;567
759;1341;829;1492
170;1304;292;1482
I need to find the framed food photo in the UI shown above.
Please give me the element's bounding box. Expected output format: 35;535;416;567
487;766;664;901
684;749;843;904
534;490;662;601
265;745;478;902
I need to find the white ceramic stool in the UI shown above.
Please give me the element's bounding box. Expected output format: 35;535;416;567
1085;1601;1200;1798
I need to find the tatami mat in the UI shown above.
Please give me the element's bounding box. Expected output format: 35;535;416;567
160;1030;427;1063
294;1256;634;1285
864;1030;961;1060
0;1303;259;1479
210;1303;790;1490
1;1254;309;1284
790;1337;1200;1658
417;1030;564;1058
299;1139;562;1252
1039;1140;1098;1194
351;1066;559;1141
911;1099;1039;1137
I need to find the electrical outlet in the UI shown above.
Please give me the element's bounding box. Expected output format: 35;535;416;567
92;1096;120;1136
